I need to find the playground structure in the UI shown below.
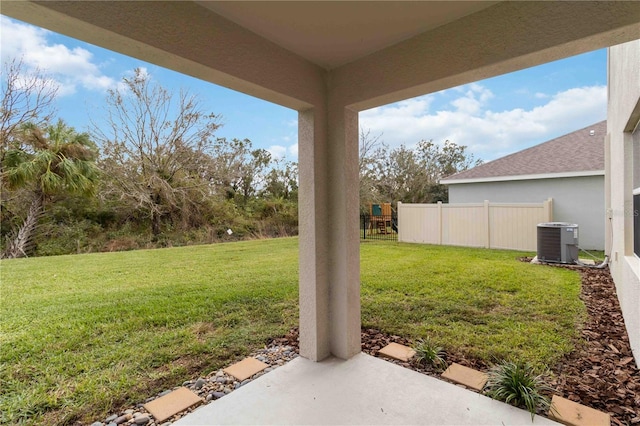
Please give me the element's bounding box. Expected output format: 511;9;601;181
369;203;393;234
360;203;398;241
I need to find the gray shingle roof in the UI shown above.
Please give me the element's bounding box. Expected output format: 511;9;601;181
442;121;605;182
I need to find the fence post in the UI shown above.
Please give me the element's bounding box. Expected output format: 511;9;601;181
437;201;443;245
397;201;402;242
484;200;490;249
544;198;553;221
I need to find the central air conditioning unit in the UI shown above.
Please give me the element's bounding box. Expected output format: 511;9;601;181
537;222;579;264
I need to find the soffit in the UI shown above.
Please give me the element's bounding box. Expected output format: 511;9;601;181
197;1;498;69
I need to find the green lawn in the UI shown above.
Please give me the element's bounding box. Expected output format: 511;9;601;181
1;239;584;425
360;242;584;363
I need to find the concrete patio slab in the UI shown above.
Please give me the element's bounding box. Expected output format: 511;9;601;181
174;353;558;425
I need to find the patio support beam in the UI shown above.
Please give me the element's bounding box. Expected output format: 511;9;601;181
334;1;640;111
0;0;325;110
298;97;361;361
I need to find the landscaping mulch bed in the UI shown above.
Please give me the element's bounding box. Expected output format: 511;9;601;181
514;259;640;425
280;263;640;425
549;267;640;425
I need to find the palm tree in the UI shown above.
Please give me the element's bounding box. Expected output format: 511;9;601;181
1;120;99;258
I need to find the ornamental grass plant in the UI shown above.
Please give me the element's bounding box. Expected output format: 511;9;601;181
413;337;448;370
485;360;555;420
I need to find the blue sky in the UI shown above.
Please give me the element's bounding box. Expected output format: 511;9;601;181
1;15;607;162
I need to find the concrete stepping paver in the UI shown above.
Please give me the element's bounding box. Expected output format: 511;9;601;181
224;357;269;381
549;395;610;426
143;387;202;423
378;343;416;362
441;363;488;391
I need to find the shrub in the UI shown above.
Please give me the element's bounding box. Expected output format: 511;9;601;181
34;219;103;256
485;360;554;420
413;337;447;370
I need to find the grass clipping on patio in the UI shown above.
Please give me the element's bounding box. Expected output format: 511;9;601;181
1;239;584;425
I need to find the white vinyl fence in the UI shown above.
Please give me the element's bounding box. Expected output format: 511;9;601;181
397;199;553;251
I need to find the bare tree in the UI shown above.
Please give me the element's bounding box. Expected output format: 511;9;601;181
262;160;298;201
209;137;273;205
1;57;59;255
93;68;222;236
1;57;58;158
359;128;385;209
359;128;384;174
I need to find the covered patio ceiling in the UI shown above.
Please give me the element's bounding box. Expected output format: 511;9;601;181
198;1;499;69
2;1;639;364
3;2;639;110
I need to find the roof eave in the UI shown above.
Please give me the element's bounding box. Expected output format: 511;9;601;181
440;169;605;185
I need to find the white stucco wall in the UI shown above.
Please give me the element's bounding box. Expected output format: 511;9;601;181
448;175;605;250
608;40;640;365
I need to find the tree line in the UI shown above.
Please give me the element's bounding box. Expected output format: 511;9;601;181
359;129;481;210
1;59;479;258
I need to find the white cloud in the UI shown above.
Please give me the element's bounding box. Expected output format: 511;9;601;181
267;145;287;159
288;143;298;159
451;96;482;114
266;142;298;161
360;84;606;161
1;16;117;95
273;120;299;161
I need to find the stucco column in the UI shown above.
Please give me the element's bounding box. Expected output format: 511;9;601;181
298;107;330;361
298;103;361;361
327;104;361;360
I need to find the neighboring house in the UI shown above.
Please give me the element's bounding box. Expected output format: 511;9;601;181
608;40;640;365
441;122;606;250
